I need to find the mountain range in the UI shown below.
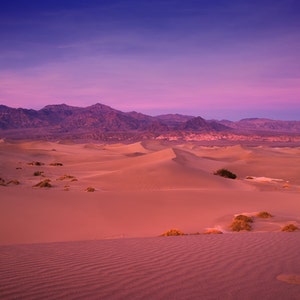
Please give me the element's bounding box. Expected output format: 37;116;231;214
0;103;300;143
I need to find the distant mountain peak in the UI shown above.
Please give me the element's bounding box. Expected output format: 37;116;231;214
1;103;300;141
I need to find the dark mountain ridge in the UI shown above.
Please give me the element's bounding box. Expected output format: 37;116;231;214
1;103;300;142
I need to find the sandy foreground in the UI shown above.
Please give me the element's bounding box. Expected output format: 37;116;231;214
0;140;300;299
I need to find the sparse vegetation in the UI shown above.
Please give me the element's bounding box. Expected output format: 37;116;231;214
1;178;20;186
34;171;44;176
7;180;20;185
214;168;237;179
234;215;253;223
27;161;44;166
33;179;52;188
281;224;299;232
230;215;253;232
57;174;76;181
125;152;146;157
49;162;63;166
256;211;273;218
160;229;185;236
64;185;70;191
85;187;95;192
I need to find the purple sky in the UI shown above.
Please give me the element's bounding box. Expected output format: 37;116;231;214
0;0;300;120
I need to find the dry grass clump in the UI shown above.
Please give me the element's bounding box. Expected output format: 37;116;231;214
33;179;52;188
204;229;223;234
57;174;76;181
0;177;6;186
49;162;63;166
256;211;273;218
125;152;146;157
33;171;44;176
234;215;253;223
230;215;253;232
7;180;20;185
160;229;185;236
27;161;44;166
64;185;70;191
85;187;95;192
281;224;299;232
214;168;237;179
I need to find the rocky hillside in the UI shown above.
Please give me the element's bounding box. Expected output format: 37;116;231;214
0;103;299;143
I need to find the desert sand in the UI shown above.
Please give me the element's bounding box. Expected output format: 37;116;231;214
1;140;300;299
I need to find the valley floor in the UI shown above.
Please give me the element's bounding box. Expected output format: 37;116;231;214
0;140;300;298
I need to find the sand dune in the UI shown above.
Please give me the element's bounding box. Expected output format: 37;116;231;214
1;140;300;298
1;234;300;299
1;140;300;244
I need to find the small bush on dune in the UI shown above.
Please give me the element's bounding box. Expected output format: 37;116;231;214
57;174;76;181
160;229;185;236
49;162;63;166
33;179;52;188
33;171;44;176
85;187;95;192
234;215;253;223
281;224;299;232
230;220;252;232
214;168;237;179
230;215;253;232
256;211;273;218
7;180;20;185
28;161;44;166
0;177;6;186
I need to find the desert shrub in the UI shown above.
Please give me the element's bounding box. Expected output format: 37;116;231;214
281;224;299;232
64;185;70;191
234;215;253;223
160;229;185;236
204;229;223;234
125;152;146;157
256;211;273;218
85;187;95;192
230;220;252;231
33;171;44;176
33;179;52;188
7;180;20;185
0;177;6;186
49;162;63;166
214;168;237;179
57;174;76;181
28;161;44;166
230;215;253;232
